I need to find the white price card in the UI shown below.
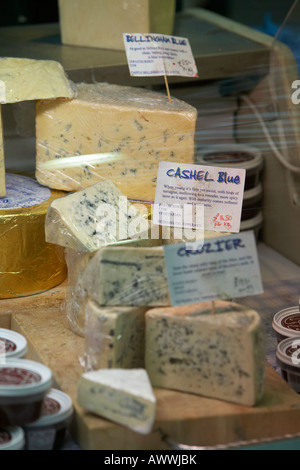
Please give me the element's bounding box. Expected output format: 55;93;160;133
123;33;198;77
164;231;264;306
152;161;246;233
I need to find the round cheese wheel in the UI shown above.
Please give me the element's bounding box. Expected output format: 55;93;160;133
0;173;67;299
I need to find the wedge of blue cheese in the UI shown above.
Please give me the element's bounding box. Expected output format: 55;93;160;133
145;301;265;406
82;245;170;306
45;179;148;251
77;368;156;434
85;299;148;370
35;81;197;201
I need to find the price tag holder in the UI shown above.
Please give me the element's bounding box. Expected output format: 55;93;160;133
153;161;246;233
164;231;264;306
123;33;198;77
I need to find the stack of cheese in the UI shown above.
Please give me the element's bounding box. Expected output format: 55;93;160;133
0;57;76;298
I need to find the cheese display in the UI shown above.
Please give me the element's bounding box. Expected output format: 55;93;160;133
85;299;147;370
64;235;164;336
45;179;148;252
0;173;67;299
77;368;156;434
58;0;176;50
82;245;170;306
0;57;76;103
0;106;4;197
35;82;197;201
145;301;265;406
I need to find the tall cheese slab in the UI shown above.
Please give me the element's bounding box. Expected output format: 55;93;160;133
0;57;76;103
77;368;156;435
82;245;170;306
45;179;148;252
145;301;265;407
85;300;147;370
0;106;4;197
35;82;197;202
58;0;176;50
0;173;67;299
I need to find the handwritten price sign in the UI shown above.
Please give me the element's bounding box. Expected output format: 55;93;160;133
123;33;198;78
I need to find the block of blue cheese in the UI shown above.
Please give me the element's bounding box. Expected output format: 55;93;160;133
77;368;156;434
45;179;148;252
35;82;197;202
145;300;265;406
0;57;76;103
82;245;170;306
85;299;147;370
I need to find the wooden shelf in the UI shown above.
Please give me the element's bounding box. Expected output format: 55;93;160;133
0;9;270;85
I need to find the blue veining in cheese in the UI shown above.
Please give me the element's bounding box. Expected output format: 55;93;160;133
82;245;170;306
145;300;265;406
77;368;156;434
45;179;148;251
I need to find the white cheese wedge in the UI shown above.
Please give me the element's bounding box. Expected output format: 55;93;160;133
58;0;176;50
85;299;147;370
0;57;76;103
45;179;149;252
82;245;170;306
77;368;156;434
145;301;265;406
0;106;5;197
35;82;197;201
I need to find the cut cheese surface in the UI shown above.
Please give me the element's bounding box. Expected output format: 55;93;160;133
45;179;148;252
35;82;197;201
82;245;170;306
65;237;162;336
59;0;175;50
85;299;147;370
77;368;156;434
0;57;76;103
145;301;265;406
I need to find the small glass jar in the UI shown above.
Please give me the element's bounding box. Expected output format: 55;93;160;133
276;337;300;393
272;307;300;343
0;426;25;450
0;328;27;360
23;388;74;450
0;358;52;427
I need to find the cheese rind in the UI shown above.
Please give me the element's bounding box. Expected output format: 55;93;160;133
77;368;156;434
82;245;170;306
35;82;197;201
145;301;265;406
85;299;147;370
45;179;148;252
0;57;76;103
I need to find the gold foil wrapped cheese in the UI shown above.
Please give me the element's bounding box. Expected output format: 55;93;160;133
0;173;67;299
